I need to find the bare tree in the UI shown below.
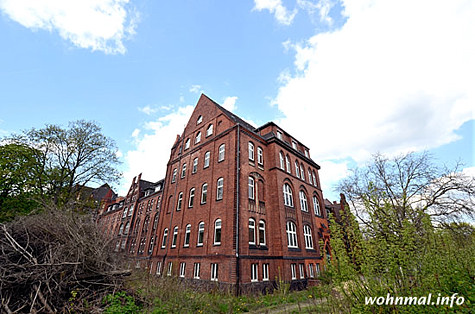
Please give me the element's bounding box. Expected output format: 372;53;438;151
339;152;475;236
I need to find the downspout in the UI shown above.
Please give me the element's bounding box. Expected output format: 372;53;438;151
235;124;241;295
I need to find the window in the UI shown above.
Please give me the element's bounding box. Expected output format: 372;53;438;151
313;196;321;216
214;219;222;245
172;226;178;248
185;138;190;149
299;191;308;212
184;224;191;247
257;147;263;165
295;161;300;178
124;222;130;235
305;150;309;158
193;263;201;279
308;264;314;278
189;188;195;207
197;115;203;124
292;140;297;150
156;261;162;276
181;163;187;178
276;130;282;139
285;155;291;173
251;263;258;282
248;142;254;161
279;151;285;169
218;144;225;161
179;262;186;277
304;225;313;249
262;264;269;281
167;262;173;276
286;221;298;248
171;168;177;183
201;183;208;204
195;132;201;144
148;236;155;254
299;264;305;279
248;177;255;199
177;192;183;211
211;263;219;281
192;158;198;173
216;178;223;200
291;263;297;280
259;220;266;246
118;223;124;235
204;151;210;168
122;208;127;218
161;228;168;248
316;263;321;276
128;204;134;216
197;222;204;246
143;215;150;232
283;184;294;207
308;169;312;184
206;124;213;137
153;214;159;231
312;171;317;187
300;164;305;181
249;218;256;245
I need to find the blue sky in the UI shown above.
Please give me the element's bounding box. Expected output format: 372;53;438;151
0;0;473;200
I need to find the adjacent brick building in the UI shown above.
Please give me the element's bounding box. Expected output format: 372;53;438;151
98;94;331;291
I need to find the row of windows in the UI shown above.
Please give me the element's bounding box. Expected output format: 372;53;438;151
161;219;221;248
173;178;224;211
184;124;214;150
279;151;318;187
275;130;310;158
286;221;315;249
283;183;322;216
171;144;225;183
290;263;321;280
248;142;264;165
156;261;219;281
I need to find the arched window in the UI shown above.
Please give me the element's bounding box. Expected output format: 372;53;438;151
204;151;210;168
259;220;266;246
304;225;313;249
308;169;312;184
185;138;190;149
171;168;177;183
295;161;300;178
118;223;124;235
313;195;321;216
286;155;291;173
312;171;317;187
197;222;205;246
201;183;208;204
257;147;263;165
195;132;201;144
172;226;178;248
218;144;225;161
206;124;213;136
283;183;294;207
189;188;195;207
143;215;150;232
286;221;298;248
184;224;191;247
248;176;255;199
181;163;187;178
197;115;203;124
153;213;159;230
248;142;254;161
299;190;308;212
214;219;222;245
279;151;285;169
300;163;305;181
216;178;223;200
177;192;183;211
192;158;198;173
249;218;256;245
161;228;168;248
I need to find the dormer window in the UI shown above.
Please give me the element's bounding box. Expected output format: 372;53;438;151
292;140;297;150
276;130;282;140
197;115;203;124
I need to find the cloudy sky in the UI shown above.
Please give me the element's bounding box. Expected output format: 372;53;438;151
0;0;473;200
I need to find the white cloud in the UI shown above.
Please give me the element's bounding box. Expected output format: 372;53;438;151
274;0;475;167
297;0;335;25
131;128;140;138
318;160;349;200
222;96;238;112
253;0;297;25
138;105;158;115
0;0;138;54
120;105;194;194
189;84;203;93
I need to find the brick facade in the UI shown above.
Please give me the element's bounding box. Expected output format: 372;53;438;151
98;94;330;291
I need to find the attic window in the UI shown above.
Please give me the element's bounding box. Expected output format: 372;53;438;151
197;115;203;125
276;130;282;140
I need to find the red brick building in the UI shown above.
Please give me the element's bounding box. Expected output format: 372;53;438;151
98;94;330;291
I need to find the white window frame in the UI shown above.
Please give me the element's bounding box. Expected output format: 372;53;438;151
206;124;213;137
262;263;269;281
249;218;256;245
316;263;321;276
184;224;191;247
295;161;300;178
291;263;297;280
308;263;314;278
251;263;258;282
304;225;314;249
171;168;177;183
248;176;255;200
308;169;312;184
216;178;223;200
197;115;203;124
156;261;162;276
195;132;201;144
214;219;222;245
312;171;317;187
283;184;294;207
218;144;225;162
286;221;298;248
193;263;201;279
188;188;195;208
258;220;266;246
299;190;308;212
171;226;178;248
201;183;208;204
211;263;218;281
185;138;190;150
181;163;186;178
161;228;168;248
197;222;204;246
276;130;282;139
292;140;297;150
192;158;198;173
285;155;291;173
313;196;321;216
257;147;263;165
248;142;254;161
167;262;173;276
177;192;183;211
279;151;285;169
300;163;305;181
299;263;305;279
179;262;186;277
204;151;210;168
